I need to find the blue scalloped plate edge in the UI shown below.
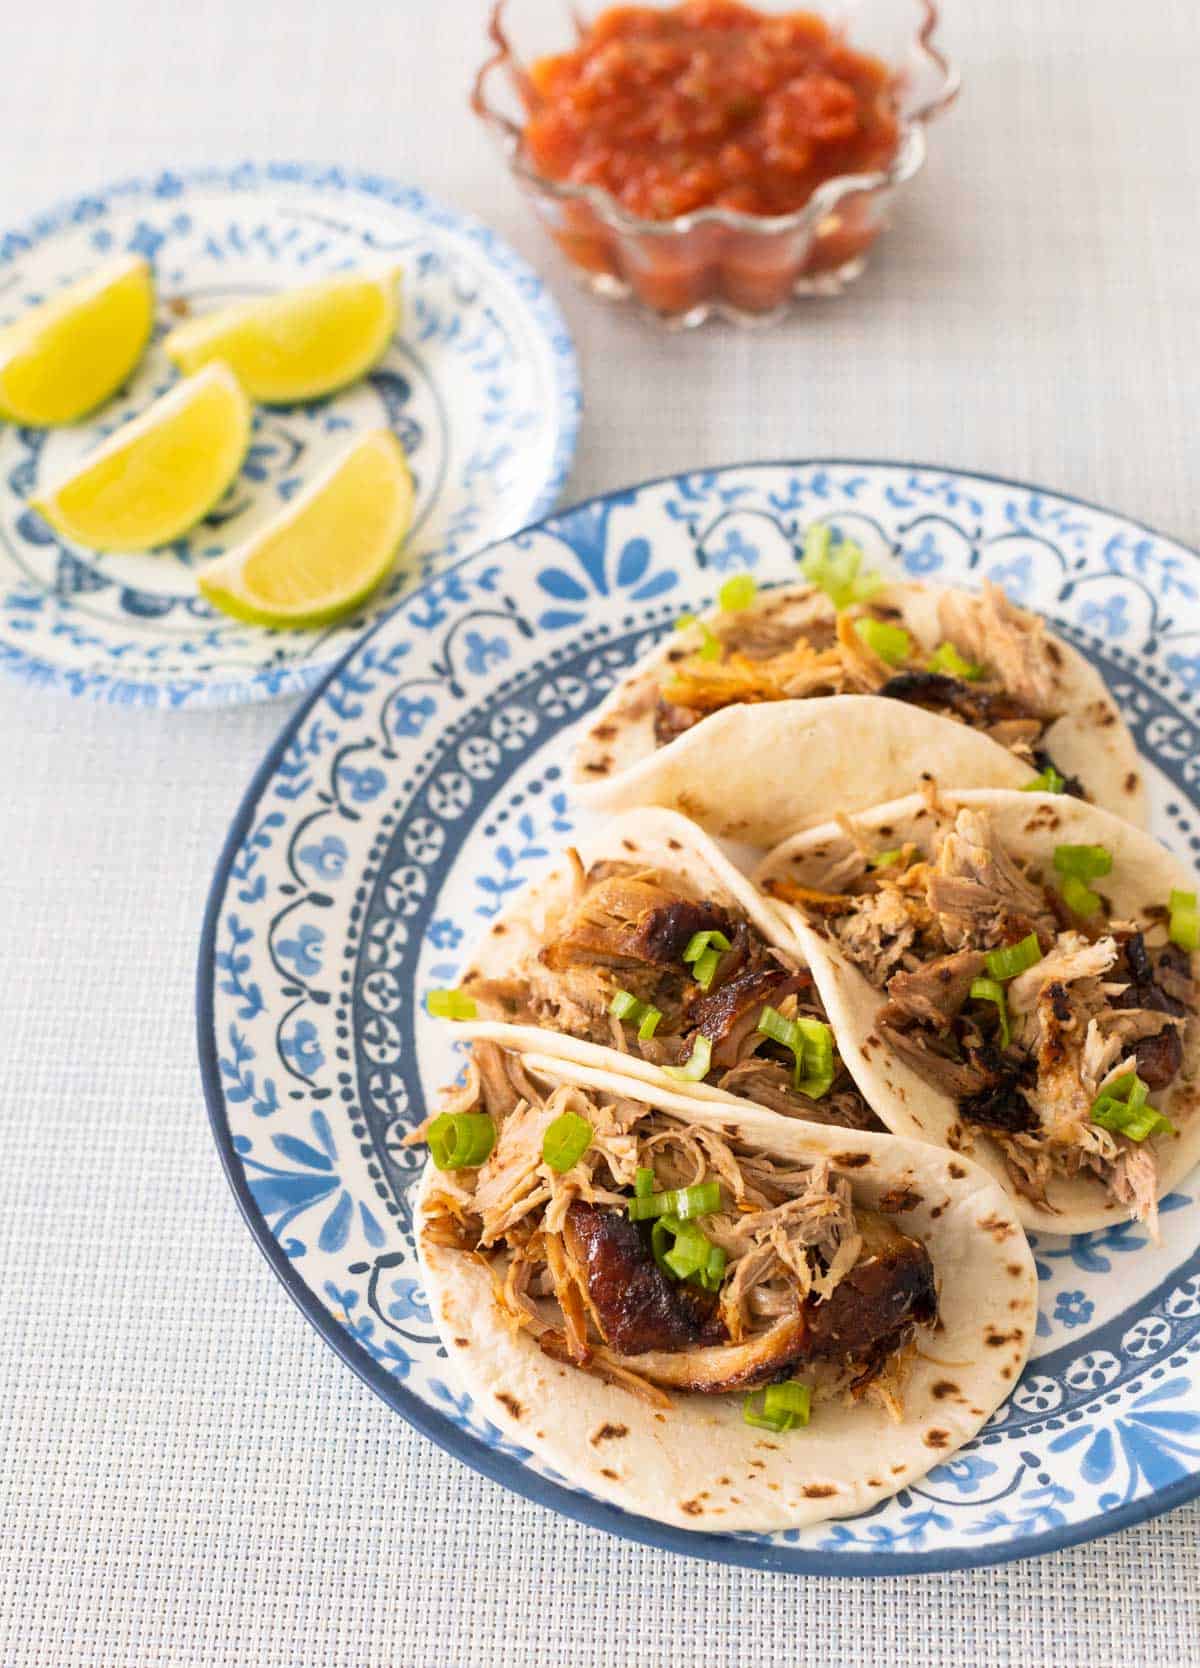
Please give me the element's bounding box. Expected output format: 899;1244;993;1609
0;159;582;710
196;457;1200;1574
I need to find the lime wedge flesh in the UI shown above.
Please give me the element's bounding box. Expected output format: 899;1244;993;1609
30;363;251;551
0;256;155;426
164;270;400;404
198;428;413;628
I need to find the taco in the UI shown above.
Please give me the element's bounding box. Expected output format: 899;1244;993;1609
755;788;1200;1234
413;1042;1036;1533
451;806;884;1133
571;574;1146;846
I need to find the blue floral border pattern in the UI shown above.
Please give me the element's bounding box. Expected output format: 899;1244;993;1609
0;161;581;709
199;462;1200;1575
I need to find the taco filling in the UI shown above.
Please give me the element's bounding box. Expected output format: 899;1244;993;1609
766;806;1195;1226
417;1046;937;1415
656;579;1081;794
463;853;884;1131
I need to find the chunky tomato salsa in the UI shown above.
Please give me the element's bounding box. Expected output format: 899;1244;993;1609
523;1;900;220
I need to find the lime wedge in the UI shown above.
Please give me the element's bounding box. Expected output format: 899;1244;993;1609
31;363;251;551
0;256;155;426
197;429;413;627
164;270;400;404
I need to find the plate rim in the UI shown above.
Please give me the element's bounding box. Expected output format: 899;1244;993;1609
196;456;1200;1574
0;158;582;710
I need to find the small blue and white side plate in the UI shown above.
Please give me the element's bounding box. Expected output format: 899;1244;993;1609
0;163;580;708
198;461;1200;1574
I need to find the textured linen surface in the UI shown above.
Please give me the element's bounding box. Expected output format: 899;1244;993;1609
3;1;1200;1664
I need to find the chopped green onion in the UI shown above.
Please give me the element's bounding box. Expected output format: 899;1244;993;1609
1053;844;1113;883
662;1034;713;1083
694;1242;727;1293
1169;889;1199;952
743;1382;812;1433
927;640;983;680
634;1166;655;1198
1022;764;1066;794
970;977;1011;1048
757;1006;836;1099
427;1112;495;1171
426;988;478;1021
650;1216;726;1289
1060;874;1102;917
610;989;663;1037
718;573;757;612
800;523;883;609
541;1111;592;1174
683;929;732;963
629;1179;721;1223
665;1220;712;1280
691;949;721;990
984;932;1042;981
869;847;905;870
1090;1071;1175;1142
675;612;721;661
683;930;732;993
854;616;912;666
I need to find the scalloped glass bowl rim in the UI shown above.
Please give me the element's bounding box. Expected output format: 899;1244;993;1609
473;0;960;240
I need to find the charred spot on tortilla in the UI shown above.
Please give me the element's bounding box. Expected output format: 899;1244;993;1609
583;760;610;775
497;1392;524;1420
592;723;618;741
977;1214;1014;1241
877;1185;923;1212
833;1152;871;1168
680;1498;704;1516
931;1380;959;1399
1124;771;1140;795
985;1327;1023;1347
600;1467;620;1480
948;1163;967;1179
591;1422;629;1445
803;1484;836;1498
923;1428;951;1448
453;1337;469;1348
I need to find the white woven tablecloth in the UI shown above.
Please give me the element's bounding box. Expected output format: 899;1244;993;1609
3;1;1200;1662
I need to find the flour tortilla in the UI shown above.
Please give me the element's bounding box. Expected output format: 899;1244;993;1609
571;580;1146;846
755;788;1200;1234
416;1044;1036;1535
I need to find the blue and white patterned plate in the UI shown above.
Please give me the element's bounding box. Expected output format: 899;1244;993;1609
197;461;1200;1573
0;162;580;708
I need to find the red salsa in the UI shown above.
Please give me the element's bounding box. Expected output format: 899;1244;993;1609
523;1;900;221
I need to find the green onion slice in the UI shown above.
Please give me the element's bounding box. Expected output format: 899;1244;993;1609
757;1006;835;1099
718;573;758;613
650;1217;727;1290
427;1112;495;1172
629;1179;722;1223
984;932;1042;981
683;930;732;993
634;1166;655;1198
869;847;905;870
970;977;1011;1048
610;989;663;1038
675;612;721;662
927;640;983;680
541;1111;592;1174
426;988;478;1021
662;1034;713;1083
854;616;912;666
800;524;883;610
1090;1071;1175;1142
1053;843;1113;883
1060;874;1102;918
743;1381;812;1433
1022;764;1066;794
683;929;732;963
1168;888;1199;952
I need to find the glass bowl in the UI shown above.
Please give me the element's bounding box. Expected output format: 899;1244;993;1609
473;0;959;327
